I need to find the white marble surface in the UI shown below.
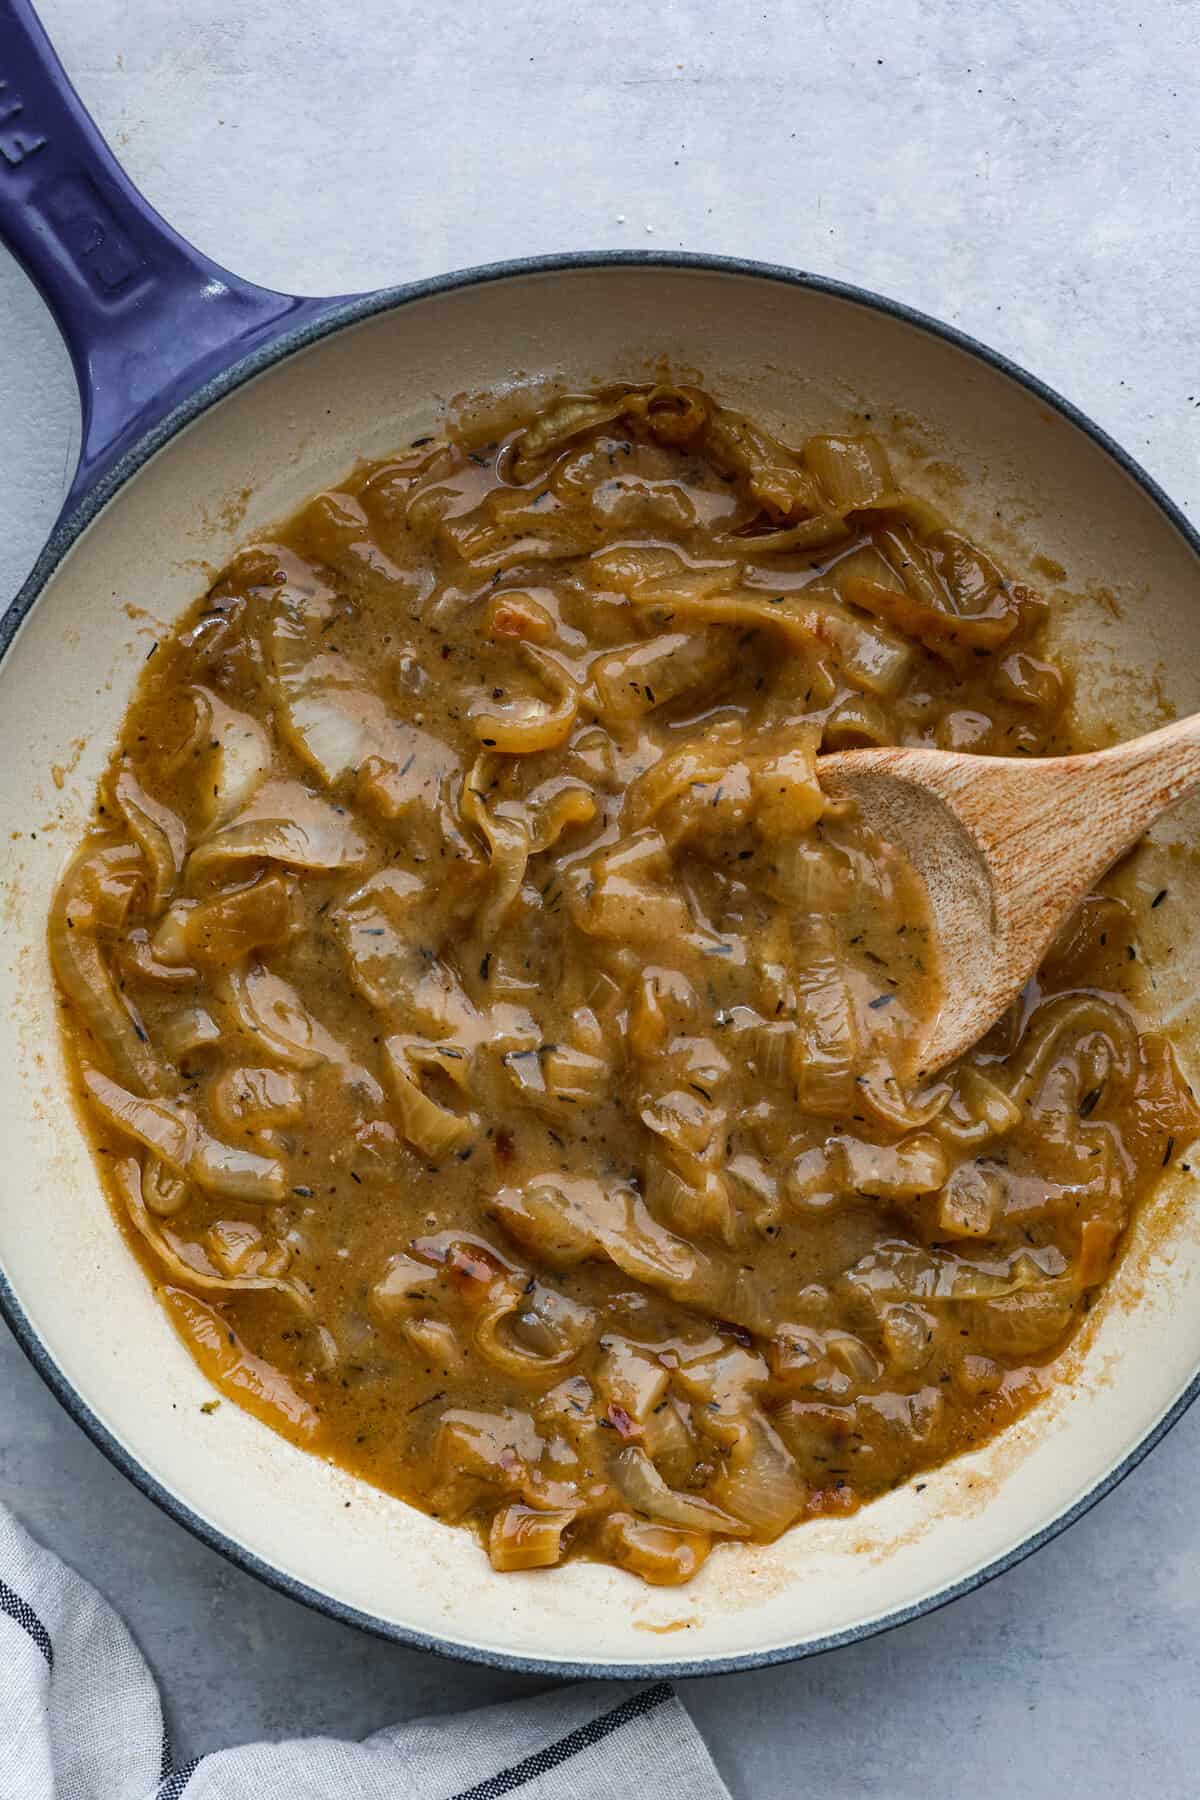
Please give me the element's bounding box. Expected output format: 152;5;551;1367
3;1;1200;1791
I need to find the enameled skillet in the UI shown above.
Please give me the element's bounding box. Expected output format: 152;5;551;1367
3;0;1200;1676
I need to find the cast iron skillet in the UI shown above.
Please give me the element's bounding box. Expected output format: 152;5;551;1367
3;0;1200;1676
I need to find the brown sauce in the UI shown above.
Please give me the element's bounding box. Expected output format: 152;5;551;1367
51;382;1197;1585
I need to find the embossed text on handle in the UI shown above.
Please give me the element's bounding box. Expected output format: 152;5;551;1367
0;76;47;166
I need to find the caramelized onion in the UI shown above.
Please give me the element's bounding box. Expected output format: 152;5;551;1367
461;753;530;934
613;1446;750;1537
383;1037;476;1159
116;1160;309;1309
113;769;186;915
473;1275;594;1377
85;1067;287;1203
220;965;342;1070
601;1513;711;1585
710;1414;807;1539
488;1501;575;1571
468;646;579;754
188;781;372;880
49;843;163;1094
160;1285;318;1422
509;394;638;480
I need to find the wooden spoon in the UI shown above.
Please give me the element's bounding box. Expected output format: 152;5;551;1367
820;716;1200;1074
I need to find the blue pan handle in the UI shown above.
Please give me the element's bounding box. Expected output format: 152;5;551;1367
0;0;340;516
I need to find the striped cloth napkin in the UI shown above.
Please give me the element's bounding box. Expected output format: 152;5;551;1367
0;1504;729;1800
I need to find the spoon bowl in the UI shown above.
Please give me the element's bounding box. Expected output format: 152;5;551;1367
821;714;1200;1072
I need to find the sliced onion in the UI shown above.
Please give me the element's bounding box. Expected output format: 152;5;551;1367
490;1174;768;1329
84;1065;286;1202
190;1135;288;1203
751;741;825;837
594;547;735;597
369;1252;440;1324
521;781;597;853
487;1501;575;1571
642;383;711;447
595;1338;670;1424
119;934;199;986
156;1009;222;1063
839;572;1017;674
821;692;894;751
49;843;164;1094
210;1066;303;1134
709;1413;807;1539
337;869;478;1038
645;1145;735;1245
468;645;578;753
843;1239;1068;1308
431;1407;543;1519
854;1068;951;1133
150;904;192;967
880;1302;939;1374
626;584;914;697
116;1159;310;1310
704;404;820;522
803;433;897;511
113;769;186;914
589;630;734;723
402;1316;465;1370
935;1162;1002;1238
186;688;272;826
160;1285;319;1430
205;1218;265;1276
177;876;295;969
383;1037;476;1159
840;1132;948;1198
474;1275;593;1377
726;515;850;555
613;1445;751;1537
82;1065;194;1167
220;965;341;1069
1006;994;1138;1112
188;780;371;881
967;1281;1080;1356
791;915;859;1117
599;1513;711;1585
509;394;638;481
621;728;744;835
827;1334;881;1384
461;752;530;935
568;828;693;945
268;581;455;816
142;1156;190;1218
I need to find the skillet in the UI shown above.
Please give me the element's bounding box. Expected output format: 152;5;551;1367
3;0;1200;1675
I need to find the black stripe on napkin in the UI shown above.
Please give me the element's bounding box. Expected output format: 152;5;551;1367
157;1757;200;1798
0;1576;53;1665
449;1681;675;1800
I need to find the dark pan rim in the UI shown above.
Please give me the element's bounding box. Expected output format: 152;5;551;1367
3;248;1199;1680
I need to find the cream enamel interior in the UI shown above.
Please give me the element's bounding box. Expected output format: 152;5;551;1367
3;265;1199;1669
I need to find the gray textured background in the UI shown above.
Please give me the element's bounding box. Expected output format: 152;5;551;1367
3;2;1200;1793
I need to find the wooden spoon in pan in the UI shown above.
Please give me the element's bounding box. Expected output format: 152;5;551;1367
820;717;1200;1071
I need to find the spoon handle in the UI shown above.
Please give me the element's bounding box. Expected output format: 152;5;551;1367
983;712;1200;913
1083;712;1200;826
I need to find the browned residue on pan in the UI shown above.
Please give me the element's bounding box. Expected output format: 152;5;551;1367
50;738;86;792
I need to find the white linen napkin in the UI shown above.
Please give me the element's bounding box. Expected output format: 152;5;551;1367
0;1504;730;1800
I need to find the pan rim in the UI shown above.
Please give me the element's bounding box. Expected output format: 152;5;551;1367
3;246;1199;1679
